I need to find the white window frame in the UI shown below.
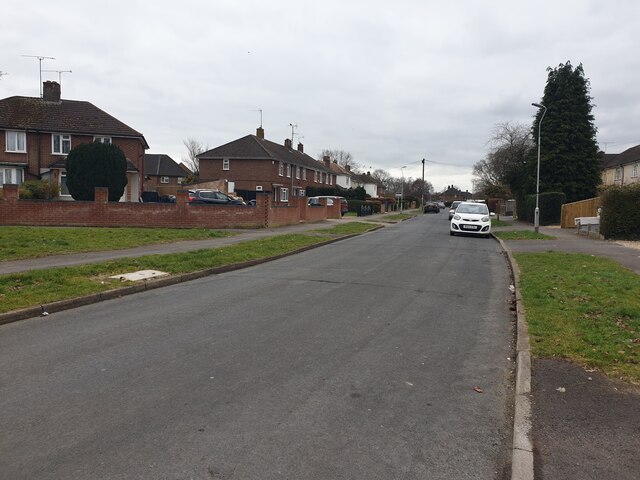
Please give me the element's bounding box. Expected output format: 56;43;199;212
1;167;24;186
223;158;230;171
314;171;318;183
278;162;284;176
6;131;27;153
281;188;289;202
632;163;638;178
160;176;170;184
296;166;300;179
302;168;307;181
614;167;622;181
52;134;71;155
93;136;112;144
286;163;291;178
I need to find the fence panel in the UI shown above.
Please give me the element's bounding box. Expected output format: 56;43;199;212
560;197;601;228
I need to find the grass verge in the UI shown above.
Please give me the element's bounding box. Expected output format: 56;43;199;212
515;251;640;383
494;230;556;240
491;218;511;227
312;222;380;235
0;234;336;314
384;213;417;221
0;226;236;261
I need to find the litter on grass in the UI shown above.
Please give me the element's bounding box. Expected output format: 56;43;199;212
109;270;169;282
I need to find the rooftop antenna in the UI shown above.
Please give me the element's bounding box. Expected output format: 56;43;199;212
289;123;298;143
42;69;72;86
258;109;263;128
602;142;616;153
0;71;8;79
21;54;56;97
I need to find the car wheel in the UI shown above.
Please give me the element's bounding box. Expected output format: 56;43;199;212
450;231;455;236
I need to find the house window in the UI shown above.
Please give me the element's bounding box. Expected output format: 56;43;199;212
614;167;622;181
177;177;184;184
296;166;300;179
302;168;307;181
1;167;24;185
314;171;318;183
60;173;70;195
52;134;71;154
286;163;291;178
632;163;638;178
6;131;26;153
281;188;289;202
94;136;111;144
160;176;170;184
278;162;284;176
223;158;230;171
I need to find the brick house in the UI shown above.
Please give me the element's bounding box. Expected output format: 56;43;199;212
0;81;149;201
144;153;191;196
198;127;334;204
439;185;472;204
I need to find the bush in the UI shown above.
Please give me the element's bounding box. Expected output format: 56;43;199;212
600;184;640;240
347;199;380;214
19;180;60;199
517;192;565;225
65;142;128;201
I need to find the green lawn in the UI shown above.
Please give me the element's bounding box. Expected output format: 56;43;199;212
493;230;556;240
0;226;235;261
515;252;640;383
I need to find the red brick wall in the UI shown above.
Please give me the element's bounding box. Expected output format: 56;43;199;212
0;187;336;229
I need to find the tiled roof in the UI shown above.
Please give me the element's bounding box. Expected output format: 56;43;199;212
604;145;640;168
144;154;190;177
0;95;149;148
199;135;331;172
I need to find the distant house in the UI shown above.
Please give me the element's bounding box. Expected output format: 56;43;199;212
321;156;353;189
439;185;472;204
351;171;380;198
144;153;191;195
601;146;640;187
0;81;149;201
197;127;334;203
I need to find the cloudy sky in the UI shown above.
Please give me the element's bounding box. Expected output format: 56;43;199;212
2;0;639;192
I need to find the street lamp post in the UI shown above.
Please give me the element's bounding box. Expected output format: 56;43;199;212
400;166;406;213
531;102;547;233
421;158;425;209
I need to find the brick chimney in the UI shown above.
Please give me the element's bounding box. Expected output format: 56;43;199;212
256;127;264;139
323;155;331;168
43;81;61;102
297;142;304;153
284;138;292;149
345;165;351;173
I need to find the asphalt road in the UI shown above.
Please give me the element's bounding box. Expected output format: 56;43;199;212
0;213;516;479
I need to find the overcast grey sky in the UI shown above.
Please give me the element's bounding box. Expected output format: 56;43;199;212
3;0;639;192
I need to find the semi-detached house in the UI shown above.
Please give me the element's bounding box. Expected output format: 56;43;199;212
198;127;334;204
0;81;149;201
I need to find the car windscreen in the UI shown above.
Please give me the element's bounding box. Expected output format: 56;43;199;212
456;204;488;214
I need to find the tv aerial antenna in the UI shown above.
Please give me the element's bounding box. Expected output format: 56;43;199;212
21;54;56;96
289;123;298;143
0;71;8;79
42;69;72;86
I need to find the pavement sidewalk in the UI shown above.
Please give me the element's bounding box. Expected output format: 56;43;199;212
494;218;640;480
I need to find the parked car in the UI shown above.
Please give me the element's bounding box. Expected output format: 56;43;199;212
187;189;244;205
448;200;463;220
437;201;446;209
423;201;440;214
450;202;492;237
308;196;349;215
140;191;176;203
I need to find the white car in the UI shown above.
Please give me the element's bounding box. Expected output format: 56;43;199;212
450;202;492;237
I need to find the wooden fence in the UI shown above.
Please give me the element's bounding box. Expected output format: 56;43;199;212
560;197;601;228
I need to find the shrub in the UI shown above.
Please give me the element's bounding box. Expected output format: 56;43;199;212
65;142;128;201
19;180;60;199
347;199;380;214
517;192;565;225
600;184;640;240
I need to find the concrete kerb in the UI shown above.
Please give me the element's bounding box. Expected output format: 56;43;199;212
0;228;384;327
493;233;534;480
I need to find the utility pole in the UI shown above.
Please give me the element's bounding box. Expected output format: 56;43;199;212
421;158;425;208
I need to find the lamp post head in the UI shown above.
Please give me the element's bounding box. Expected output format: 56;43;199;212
532;102;545;109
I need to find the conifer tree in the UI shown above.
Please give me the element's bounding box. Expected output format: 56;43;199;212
529;61;601;203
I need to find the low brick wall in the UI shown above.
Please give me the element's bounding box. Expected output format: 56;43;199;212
0;186;338;229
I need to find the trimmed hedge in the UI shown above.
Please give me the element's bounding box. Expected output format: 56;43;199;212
19;180;60;199
348;200;380;214
600;184;640;240
517;192;565;225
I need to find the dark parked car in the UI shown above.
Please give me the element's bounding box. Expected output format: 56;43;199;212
423;201;440;213
187;189;244;205
140;191;176;203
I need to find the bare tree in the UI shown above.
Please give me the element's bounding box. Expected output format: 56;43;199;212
473;122;533;196
318;149;363;172
182;138;209;176
370;168;392;193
